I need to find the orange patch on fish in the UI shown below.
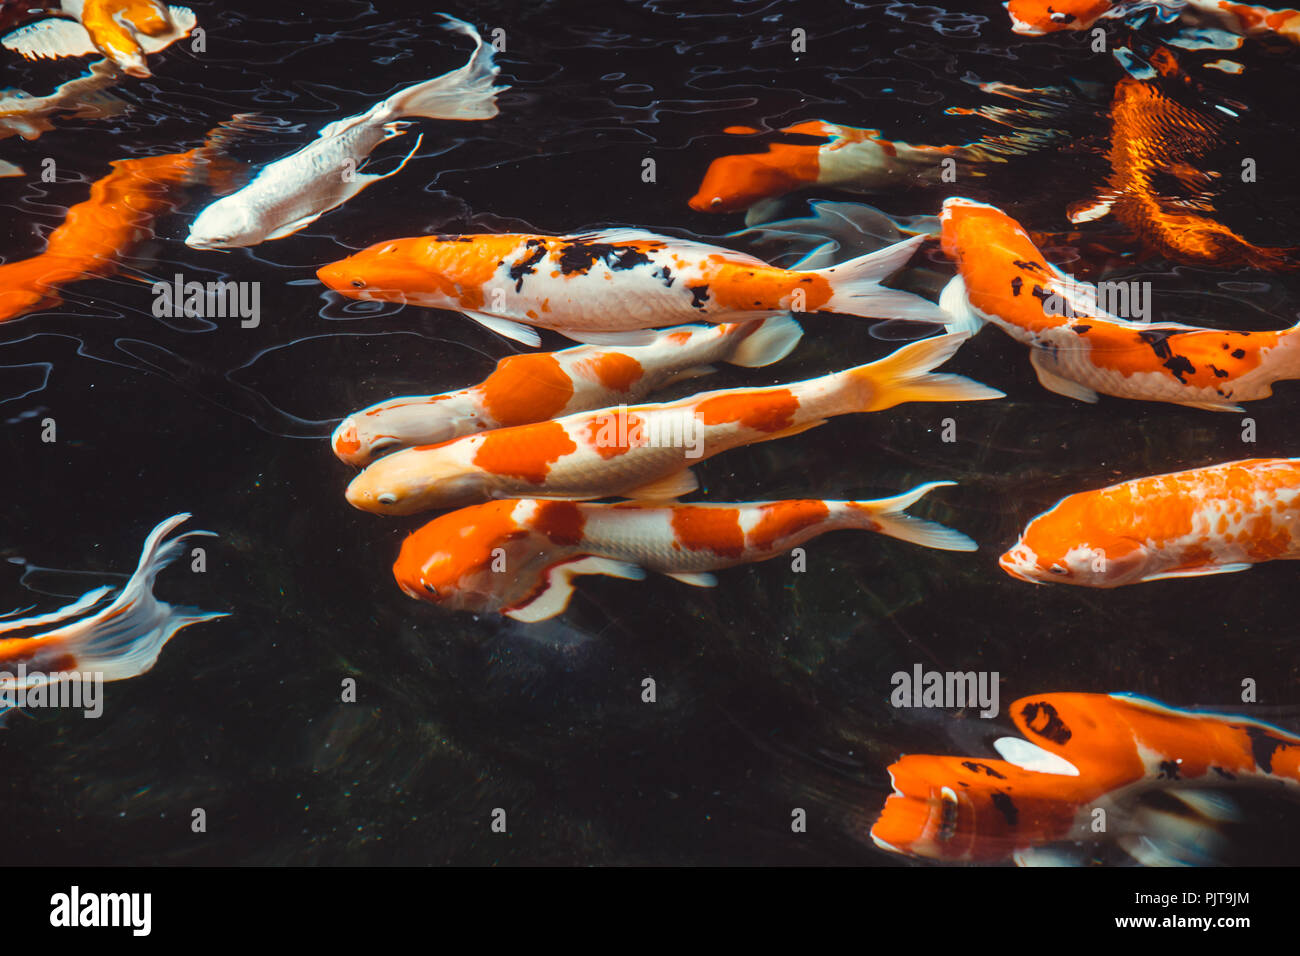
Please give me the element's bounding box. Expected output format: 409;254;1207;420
580;351;644;392
694;388;799;432
747;500;831;552
581;409;648;459
473;421;576;484
479;352;576;426
531;500;586;546
670;507;745;558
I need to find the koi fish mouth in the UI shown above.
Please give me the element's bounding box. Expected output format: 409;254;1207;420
998;546;1045;583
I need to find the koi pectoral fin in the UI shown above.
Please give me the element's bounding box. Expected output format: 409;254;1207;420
1028;348;1100;403
663;571;718;587
504;556;647;623
2;19;98;61
460;311;543;347
622;468;699;501
1137;563;1253;583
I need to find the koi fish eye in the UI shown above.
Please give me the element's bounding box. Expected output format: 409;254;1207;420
378;493;398;505
351;279;366;289
709;197;722;208
423;583;438;596
1048;564;1068;575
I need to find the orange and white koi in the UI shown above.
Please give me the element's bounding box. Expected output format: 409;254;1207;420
392;486;976;621
332;316;804;467
1074;73;1297;270
0;117;246;323
938;198;1300;411
872;692;1300;865
1006;0;1300;44
0;514;224;717
0;58;123;155
317;228;948;348
1001;458;1300;587
2;0;196;78
345;332;1002;515
688;119;1051;218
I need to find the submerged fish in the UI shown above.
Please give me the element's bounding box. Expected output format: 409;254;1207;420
938;197;1300;412
1007;0;1300;41
872;692;1300;865
344;332;1002;515
0;117;247;322
1073;72;1297;270
317;228;948;347
0;514;224;716
392;486;976;621
185;15;506;250
332;316;804;467
2;0;196;78
688;118;1056;218
1001;458;1300;587
0;58;123;152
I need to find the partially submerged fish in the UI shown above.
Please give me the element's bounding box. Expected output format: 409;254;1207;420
2;0;196;78
1073;72;1296;270
317;229;948;347
0;514;224;716
939;197;1300;411
872;692;1300;865
392;486;976;621
1001;458;1300;586
185;15;506;250
688;117;1056;219
344;332;1002;515
1006;0;1300;44
0;58;123;151
0;117;247;322
332;316;804;467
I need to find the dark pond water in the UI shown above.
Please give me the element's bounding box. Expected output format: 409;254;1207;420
1;0;1298;865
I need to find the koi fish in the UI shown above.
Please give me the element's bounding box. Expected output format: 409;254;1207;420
316;229;948;348
1006;0;1300;44
344;332;1002;515
0;117;247;322
332;316;804;467
185;16;506;250
688;118;1055;219
2;0;196;78
1073;73;1297;270
392;485;976;621
1000;458;1300;586
938;197;1300;411
0;58;123;151
872;692;1300;865
0;514;224;717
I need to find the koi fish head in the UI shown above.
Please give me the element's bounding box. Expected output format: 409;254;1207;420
345;447;488;515
331;398;469;467
938;196;1018;261
1000;491;1151;587
316;238;453;305
688;143;821;213
392;501;543;612
121;0;176;37
1004;0;1117;34
185;198;260;250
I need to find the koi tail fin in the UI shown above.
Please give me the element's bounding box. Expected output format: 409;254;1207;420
937;274;986;336
846;482;977;552
815;234;950;322
722;314;804;368
377;16;508;123
845;332;1003;412
0;515;225;685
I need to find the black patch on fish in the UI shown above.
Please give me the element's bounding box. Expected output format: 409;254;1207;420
1072;324;1092;335
1208;364;1229;379
1212;766;1237;780
1013;259;1044;273
1031;284;1050;303
508;239;548;292
961;761;1007;779
1232;348;1246;359
654;266;674;288
1020;700;1072;745
1245;725;1286;774
1137;327;1185;359
1164;354;1196;384
1158;760;1181;780
990;791;1019;827
1010;276;1023;297
688;284;710;310
433;234;474;242
557;241;652;276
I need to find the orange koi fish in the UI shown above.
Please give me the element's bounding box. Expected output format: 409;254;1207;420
1006;0;1300;43
392;486;975;621
3;0;196;78
344;332;1002;515
1001;458;1300;586
1073;73;1297;270
0;118;245;323
316;229;948;347
0;514;224;718
872;692;1300;865
688;119;1051;217
332;316;803;467
939;198;1300;411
